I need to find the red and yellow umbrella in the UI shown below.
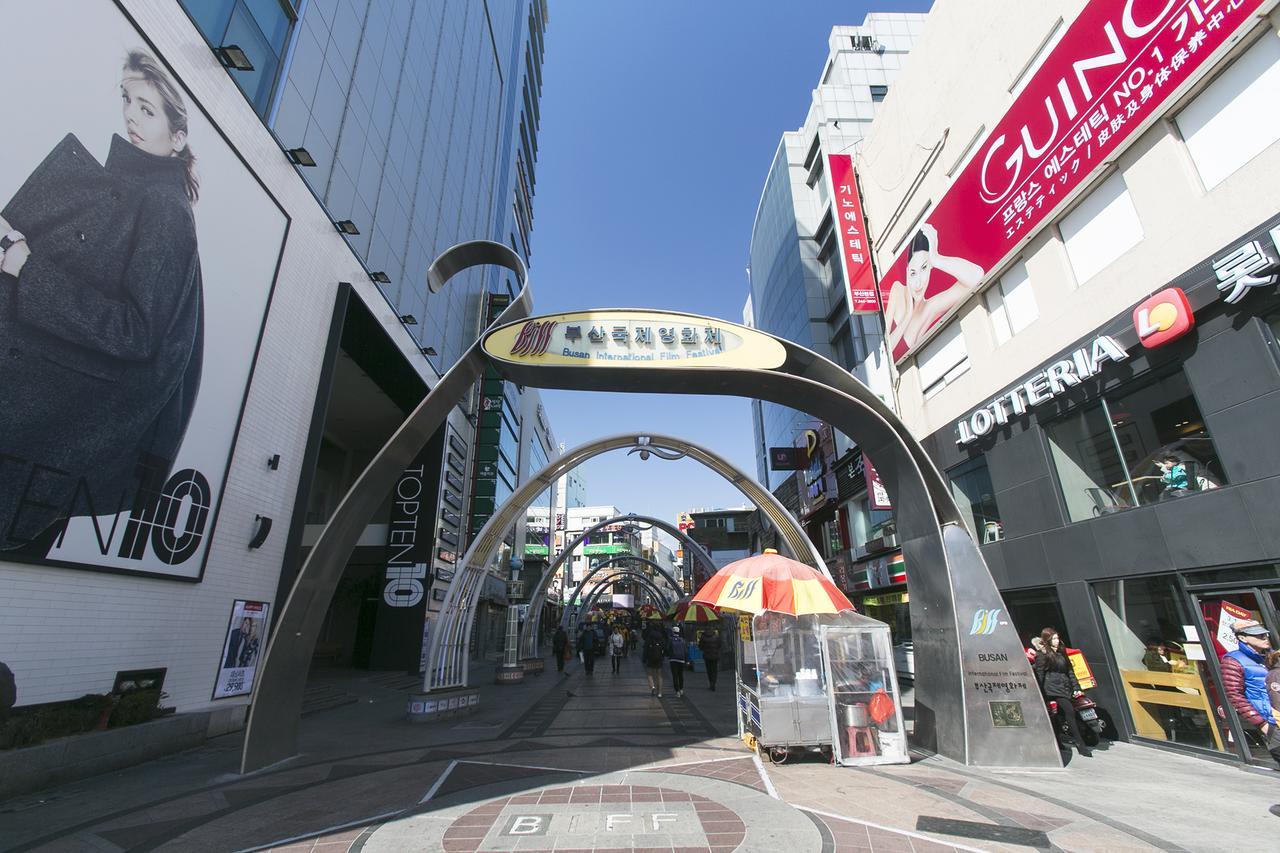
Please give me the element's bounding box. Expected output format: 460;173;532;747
691;549;854;615
665;599;721;622
637;603;662;619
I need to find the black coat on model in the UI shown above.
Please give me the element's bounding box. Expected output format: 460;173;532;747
1034;649;1082;699
0;133;203;550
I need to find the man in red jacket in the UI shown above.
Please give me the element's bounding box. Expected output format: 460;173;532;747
1220;620;1280;767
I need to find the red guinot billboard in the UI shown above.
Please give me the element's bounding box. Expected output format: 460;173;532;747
879;0;1266;363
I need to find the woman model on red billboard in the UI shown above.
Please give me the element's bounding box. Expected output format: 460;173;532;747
883;223;985;358
0;49;203;552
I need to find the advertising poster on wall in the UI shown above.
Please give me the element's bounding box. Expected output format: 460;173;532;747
0;0;288;579
212;599;270;699
878;0;1266;363
826;154;878;313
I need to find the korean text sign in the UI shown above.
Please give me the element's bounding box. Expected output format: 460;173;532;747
827;154;878;313
879;0;1265;363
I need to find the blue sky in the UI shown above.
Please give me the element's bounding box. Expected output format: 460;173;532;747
530;1;931;533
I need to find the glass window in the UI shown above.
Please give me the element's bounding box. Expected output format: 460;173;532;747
1095;576;1232;754
985;260;1037;346
1059;171;1144;285
1002;586;1067;650
1176;31;1280;190
1046;369;1226;523
870;85;889;102
917;322;969;398
179;0;294;118
948;456;1002;543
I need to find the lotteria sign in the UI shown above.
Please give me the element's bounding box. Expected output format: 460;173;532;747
880;0;1266;364
956;336;1128;446
483;310;788;371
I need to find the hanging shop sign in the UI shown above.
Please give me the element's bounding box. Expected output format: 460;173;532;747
483;310;787;371
582;543;631;555
955;335;1128;446
878;0;1267;364
826;154;879;313
864;453;892;510
212;600;270;699
1133;287;1194;349
768;446;805;471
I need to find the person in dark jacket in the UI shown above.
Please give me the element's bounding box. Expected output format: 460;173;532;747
1033;627;1091;757
642;621;666;697
552;627;569;673
668;626;690;698
224;617;252;669
577;624;596;675
699;628;723;691
0;49;203;552
1220;620;1280;767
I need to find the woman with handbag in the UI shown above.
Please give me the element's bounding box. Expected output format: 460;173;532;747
1034;628;1092;758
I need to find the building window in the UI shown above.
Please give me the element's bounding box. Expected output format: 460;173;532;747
947;456;1002;543
869;85;889;103
1176;30;1280;190
1045;369;1226;523
985;260;1037;346
916;322;968;398
1095;576;1231;754
1059;171;1144;285
180;0;296;118
1001;587;1067;649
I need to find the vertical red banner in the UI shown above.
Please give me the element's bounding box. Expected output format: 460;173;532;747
827;153;879;314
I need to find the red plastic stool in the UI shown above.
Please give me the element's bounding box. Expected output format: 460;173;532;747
842;726;879;758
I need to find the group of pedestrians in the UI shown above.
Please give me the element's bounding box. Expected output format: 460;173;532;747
549;618;725;700
641;621;722;699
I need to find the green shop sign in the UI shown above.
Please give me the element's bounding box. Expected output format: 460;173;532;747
582;544;632;555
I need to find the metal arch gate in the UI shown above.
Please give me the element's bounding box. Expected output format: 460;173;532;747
519;513;721;659
555;556;682;630
242;240;1060;774
423;437;813;702
568;571;674;631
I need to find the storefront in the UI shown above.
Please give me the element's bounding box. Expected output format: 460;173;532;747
921;212;1280;767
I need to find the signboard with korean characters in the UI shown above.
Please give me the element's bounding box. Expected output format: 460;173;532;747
483;311;787;371
826;153;879;313
879;0;1268;364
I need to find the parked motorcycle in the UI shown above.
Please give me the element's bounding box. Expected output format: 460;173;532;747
1048;692;1105;746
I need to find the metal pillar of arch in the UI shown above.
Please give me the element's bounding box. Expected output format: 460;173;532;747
519;514;717;659
422;433;822;701
241;241;530;774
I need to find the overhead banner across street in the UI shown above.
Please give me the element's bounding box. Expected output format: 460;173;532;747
879;0;1266;363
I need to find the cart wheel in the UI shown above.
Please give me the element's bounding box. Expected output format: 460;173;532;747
768;746;789;765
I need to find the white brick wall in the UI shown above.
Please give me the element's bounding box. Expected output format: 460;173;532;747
0;1;444;714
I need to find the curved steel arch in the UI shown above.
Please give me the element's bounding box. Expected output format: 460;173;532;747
519;514;713;657
482;309;1061;769
569;571;672;629
557;557;680;631
421;433;823;699
241;241;531;773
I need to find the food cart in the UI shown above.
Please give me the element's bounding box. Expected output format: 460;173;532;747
735;609;908;766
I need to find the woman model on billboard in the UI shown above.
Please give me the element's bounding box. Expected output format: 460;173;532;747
883;223;985;358
0;50;203;551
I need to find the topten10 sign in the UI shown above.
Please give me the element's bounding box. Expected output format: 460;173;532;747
483;310;788;371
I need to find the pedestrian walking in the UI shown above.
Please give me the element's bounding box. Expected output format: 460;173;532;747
698;628;722;691
668;626;691;698
610;626;625;674
552;626;568;673
642;620;666;697
578;625;597;675
1033;627;1091;758
621;625;631;657
1220;620;1280;767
